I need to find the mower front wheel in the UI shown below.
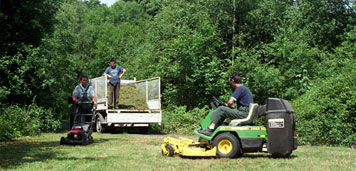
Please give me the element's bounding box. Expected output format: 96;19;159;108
161;144;175;157
212;132;242;158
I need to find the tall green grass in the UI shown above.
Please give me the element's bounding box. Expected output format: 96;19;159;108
1;133;355;170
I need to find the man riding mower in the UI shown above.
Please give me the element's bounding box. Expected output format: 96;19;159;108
162;97;297;158
161;73;297;158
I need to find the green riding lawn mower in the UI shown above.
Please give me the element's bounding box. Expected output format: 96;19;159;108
161;97;297;158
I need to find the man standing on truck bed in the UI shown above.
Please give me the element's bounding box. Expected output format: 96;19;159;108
103;59;126;109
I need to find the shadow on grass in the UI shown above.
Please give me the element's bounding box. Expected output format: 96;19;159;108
242;153;297;159
59;138;112;146
109;131;167;135
104;127;167;135
49;155;122;161
0;137;113;169
0;140;62;169
178;153;297;160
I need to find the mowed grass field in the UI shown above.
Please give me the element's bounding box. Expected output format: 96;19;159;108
1;132;355;171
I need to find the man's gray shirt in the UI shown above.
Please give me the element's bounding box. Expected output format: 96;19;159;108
104;65;124;83
72;84;96;102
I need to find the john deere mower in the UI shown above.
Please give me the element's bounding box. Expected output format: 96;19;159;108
161;97;297;158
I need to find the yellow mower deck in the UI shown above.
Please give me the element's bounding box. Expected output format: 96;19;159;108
161;137;216;157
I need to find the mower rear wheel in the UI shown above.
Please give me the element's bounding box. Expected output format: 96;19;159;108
82;134;89;145
89;135;93;144
60;137;65;145
161;144;175;157
212;132;242;158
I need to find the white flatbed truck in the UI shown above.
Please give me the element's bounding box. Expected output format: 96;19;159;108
90;76;161;133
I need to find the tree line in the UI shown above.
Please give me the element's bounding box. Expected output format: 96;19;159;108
0;0;355;145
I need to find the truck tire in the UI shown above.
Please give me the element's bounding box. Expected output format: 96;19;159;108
212;132;242;158
96;117;106;133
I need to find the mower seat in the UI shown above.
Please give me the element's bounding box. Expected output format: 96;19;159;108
230;103;259;126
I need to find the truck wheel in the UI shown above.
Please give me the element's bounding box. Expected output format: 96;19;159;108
96;117;105;133
212;132;242;158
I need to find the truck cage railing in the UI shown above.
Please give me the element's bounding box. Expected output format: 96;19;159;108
90;76;161;112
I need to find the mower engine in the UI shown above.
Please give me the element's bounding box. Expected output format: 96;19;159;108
69;126;85;140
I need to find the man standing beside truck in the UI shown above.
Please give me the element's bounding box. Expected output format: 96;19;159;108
71;74;98;128
103;59;126;109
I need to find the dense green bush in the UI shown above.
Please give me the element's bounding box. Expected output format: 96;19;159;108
292;59;356;145
0;104;60;141
161;105;210;134
1;0;355;146
292;27;356;146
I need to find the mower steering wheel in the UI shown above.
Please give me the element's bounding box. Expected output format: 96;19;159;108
212;96;226;107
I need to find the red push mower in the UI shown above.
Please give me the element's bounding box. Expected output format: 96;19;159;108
60;102;96;145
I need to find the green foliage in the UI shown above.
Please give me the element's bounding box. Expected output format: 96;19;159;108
292;27;356;145
1;0;356;145
292;61;356;145
161;106;210;134
0;104;60;141
143;0;229;108
293;0;356;49
0;45;55;105
0;0;60;55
